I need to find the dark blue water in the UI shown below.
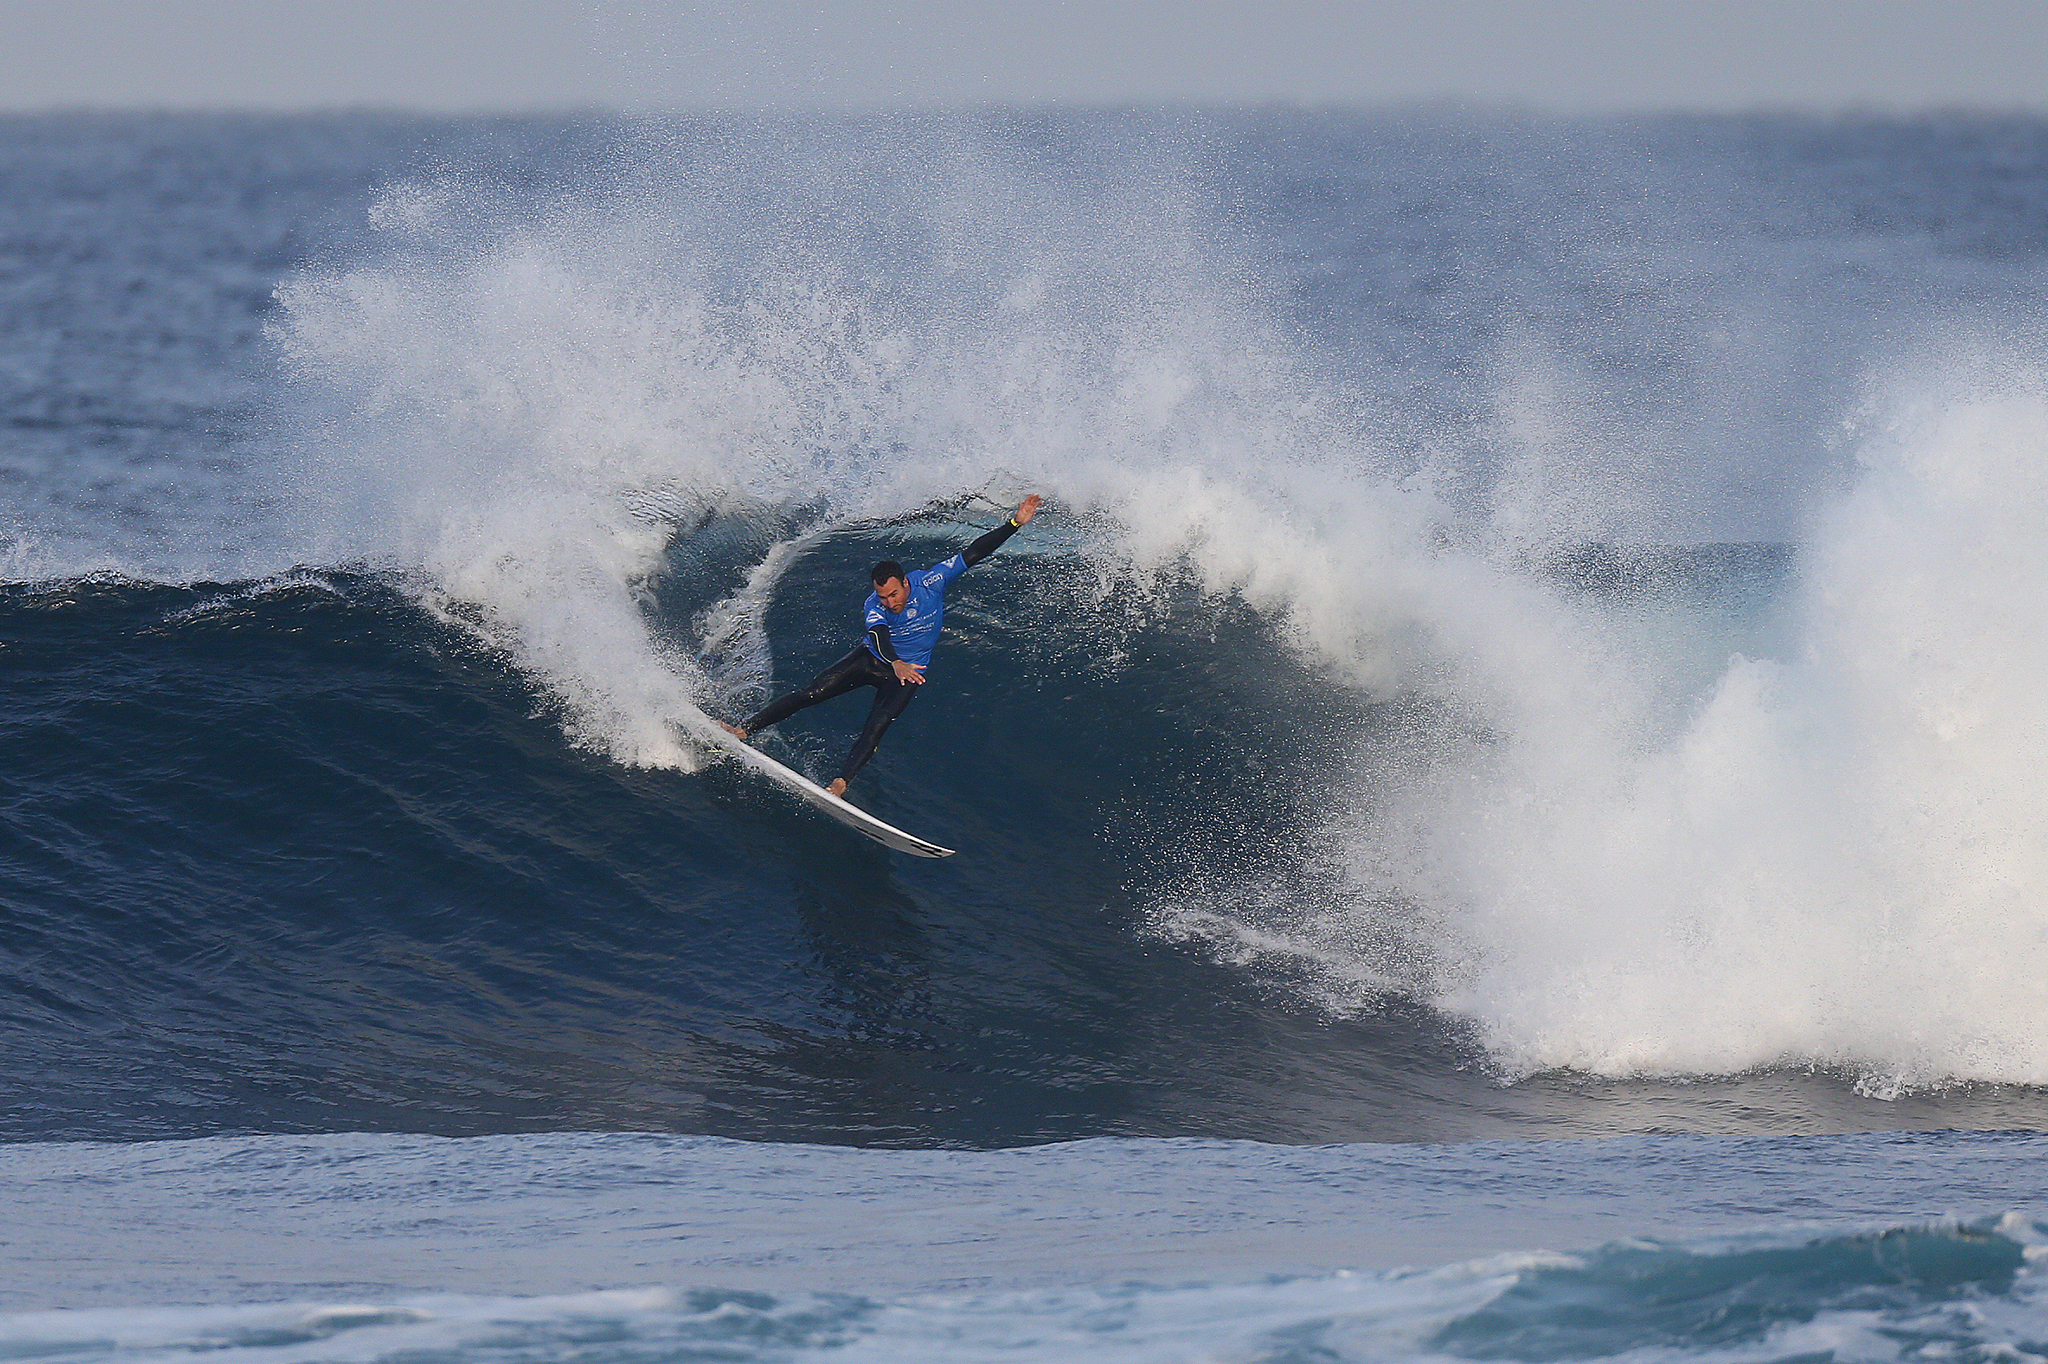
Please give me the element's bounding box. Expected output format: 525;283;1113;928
0;562;1413;1145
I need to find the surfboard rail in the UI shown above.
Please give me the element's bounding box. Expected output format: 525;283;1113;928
690;723;956;858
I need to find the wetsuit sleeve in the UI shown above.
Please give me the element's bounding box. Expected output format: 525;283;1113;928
865;620;902;662
960;516;1023;569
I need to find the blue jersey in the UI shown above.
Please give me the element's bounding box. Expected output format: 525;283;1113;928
863;552;968;670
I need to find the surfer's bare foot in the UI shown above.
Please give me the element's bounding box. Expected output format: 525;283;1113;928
827;778;848;798
718;722;748;741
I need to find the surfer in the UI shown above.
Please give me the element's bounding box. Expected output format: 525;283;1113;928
719;495;1044;797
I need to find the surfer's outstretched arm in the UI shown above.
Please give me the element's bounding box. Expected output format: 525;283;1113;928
959;494;1043;569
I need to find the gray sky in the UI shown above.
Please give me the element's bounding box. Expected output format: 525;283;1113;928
2;0;2045;114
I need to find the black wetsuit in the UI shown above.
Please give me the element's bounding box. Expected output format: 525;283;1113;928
742;516;1024;786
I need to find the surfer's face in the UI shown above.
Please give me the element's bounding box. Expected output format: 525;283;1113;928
875;576;910;612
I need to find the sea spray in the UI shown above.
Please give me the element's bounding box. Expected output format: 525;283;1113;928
1160;345;2048;1092
269;116;1355;767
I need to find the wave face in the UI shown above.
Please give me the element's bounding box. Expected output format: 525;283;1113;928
5;111;2048;1146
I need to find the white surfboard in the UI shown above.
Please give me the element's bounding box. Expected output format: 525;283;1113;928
693;724;956;858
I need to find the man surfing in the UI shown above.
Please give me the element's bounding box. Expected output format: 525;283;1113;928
719;495;1044;798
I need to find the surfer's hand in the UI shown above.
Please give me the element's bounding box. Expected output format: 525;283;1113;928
1013;494;1044;526
892;660;926;685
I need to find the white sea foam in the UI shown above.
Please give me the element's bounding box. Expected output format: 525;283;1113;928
1450;348;2048;1088
1158;344;2048;1091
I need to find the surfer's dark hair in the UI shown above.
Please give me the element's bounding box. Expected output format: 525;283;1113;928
871;560;905;585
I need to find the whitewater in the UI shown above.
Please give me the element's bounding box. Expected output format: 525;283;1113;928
4;107;2048;1359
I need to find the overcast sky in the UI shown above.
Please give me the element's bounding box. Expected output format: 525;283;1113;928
2;0;2044;114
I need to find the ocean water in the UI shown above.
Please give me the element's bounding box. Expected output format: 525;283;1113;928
4;107;2048;1360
